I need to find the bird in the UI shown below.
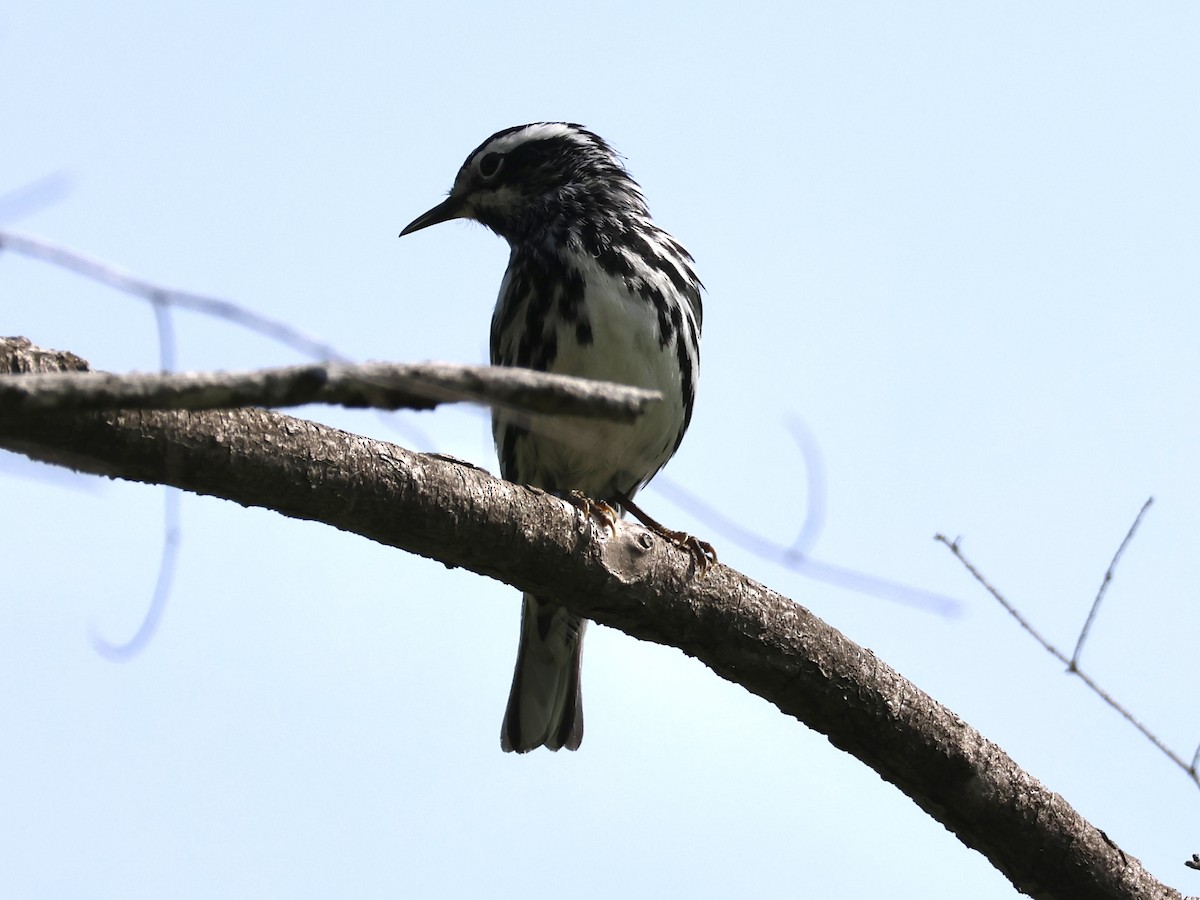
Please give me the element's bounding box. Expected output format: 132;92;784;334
400;123;703;752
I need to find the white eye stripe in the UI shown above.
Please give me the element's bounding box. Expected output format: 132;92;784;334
478;123;597;161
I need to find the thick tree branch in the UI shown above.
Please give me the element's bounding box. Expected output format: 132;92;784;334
0;351;659;421
0;337;1183;900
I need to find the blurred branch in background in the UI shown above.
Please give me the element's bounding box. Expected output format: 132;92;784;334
0;172;74;224
0;229;347;363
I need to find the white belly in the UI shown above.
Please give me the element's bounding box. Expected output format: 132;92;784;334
492;260;688;499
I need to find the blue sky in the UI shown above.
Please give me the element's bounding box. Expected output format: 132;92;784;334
4;3;1199;897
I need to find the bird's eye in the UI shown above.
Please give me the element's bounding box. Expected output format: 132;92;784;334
478;152;503;178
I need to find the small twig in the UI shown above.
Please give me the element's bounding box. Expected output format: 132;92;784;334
1071;497;1154;667
936;517;1200;789
1069;661;1197;780
935;534;1069;662
0;359;661;422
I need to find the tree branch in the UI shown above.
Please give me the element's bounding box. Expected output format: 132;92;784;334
0;346;659;421
0;337;1183;900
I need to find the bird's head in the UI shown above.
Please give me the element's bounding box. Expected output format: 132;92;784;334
399;122;648;243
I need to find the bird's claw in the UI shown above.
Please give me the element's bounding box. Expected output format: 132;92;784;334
662;529;718;577
610;489;717;578
567;491;618;538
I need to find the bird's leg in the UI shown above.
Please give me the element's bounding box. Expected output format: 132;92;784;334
567;490;618;538
613;490;717;577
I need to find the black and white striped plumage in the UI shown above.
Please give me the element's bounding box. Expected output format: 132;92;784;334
401;123;703;752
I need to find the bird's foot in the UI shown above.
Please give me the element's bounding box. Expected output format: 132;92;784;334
656;526;718;577
613;490;718;577
567;490;618;538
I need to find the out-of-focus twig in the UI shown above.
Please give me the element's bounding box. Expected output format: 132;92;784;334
91;487;181;661
0;173;73;224
0;229;347;361
655;413;962;619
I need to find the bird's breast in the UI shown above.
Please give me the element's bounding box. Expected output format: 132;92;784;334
490;247;693;496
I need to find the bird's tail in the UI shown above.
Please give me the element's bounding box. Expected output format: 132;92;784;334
500;594;586;753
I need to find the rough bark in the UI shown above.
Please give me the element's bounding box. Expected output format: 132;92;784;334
0;357;659;420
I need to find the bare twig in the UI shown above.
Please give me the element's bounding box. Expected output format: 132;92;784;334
935;534;1067;660
1068;662;1197;784
1072;497;1154;667
936;516;1200;790
0;358;661;422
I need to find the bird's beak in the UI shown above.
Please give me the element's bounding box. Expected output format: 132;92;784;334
399;194;469;237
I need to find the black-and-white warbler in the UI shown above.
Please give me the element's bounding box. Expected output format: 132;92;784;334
401;123;703;752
